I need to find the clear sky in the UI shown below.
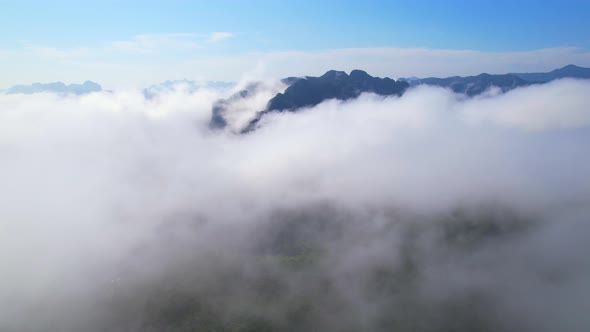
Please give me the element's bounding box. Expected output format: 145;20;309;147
1;0;590;88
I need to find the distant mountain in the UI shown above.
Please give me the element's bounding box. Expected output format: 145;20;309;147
403;65;590;95
510;64;590;83
410;73;529;96
143;80;235;99
5;81;102;95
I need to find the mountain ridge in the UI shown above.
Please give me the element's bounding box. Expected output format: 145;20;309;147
265;69;409;113
410;73;529;96
211;64;590;132
5;81;102;95
402;64;590;95
510;64;590;83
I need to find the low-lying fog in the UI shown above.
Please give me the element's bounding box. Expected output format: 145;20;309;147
1;79;590;331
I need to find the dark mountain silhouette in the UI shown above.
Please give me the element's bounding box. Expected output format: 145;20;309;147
403;65;590;95
208;65;590;133
5;81;102;95
510;64;590;83
406;74;529;96
211;70;409;131
235;70;409;132
267;69;409;112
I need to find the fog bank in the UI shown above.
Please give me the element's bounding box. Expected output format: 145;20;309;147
1;79;590;331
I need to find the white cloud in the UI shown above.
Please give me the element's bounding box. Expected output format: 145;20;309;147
23;44;92;59
16;32;233;60
207;31;235;43
110;33;202;54
1;81;590;330
462;78;590;130
1;43;590;89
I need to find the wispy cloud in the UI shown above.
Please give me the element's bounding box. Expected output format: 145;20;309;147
207;32;235;43
16;32;236;60
22;44;92;59
2;43;590;89
110;33;202;54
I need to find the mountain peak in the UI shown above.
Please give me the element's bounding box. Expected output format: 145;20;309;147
561;64;581;70
320;70;348;80
553;64;590;75
350;69;371;80
511;64;590;82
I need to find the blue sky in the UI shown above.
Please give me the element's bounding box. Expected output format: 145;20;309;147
1;0;590;88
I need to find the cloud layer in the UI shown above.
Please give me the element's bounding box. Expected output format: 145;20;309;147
1;80;590;331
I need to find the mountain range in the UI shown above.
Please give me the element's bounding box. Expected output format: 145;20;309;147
3;65;589;133
407;74;529;96
1;79;236;97
510;64;590;83
212;64;590;132
402;64;590;96
267;69;409;112
4;81;102;95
